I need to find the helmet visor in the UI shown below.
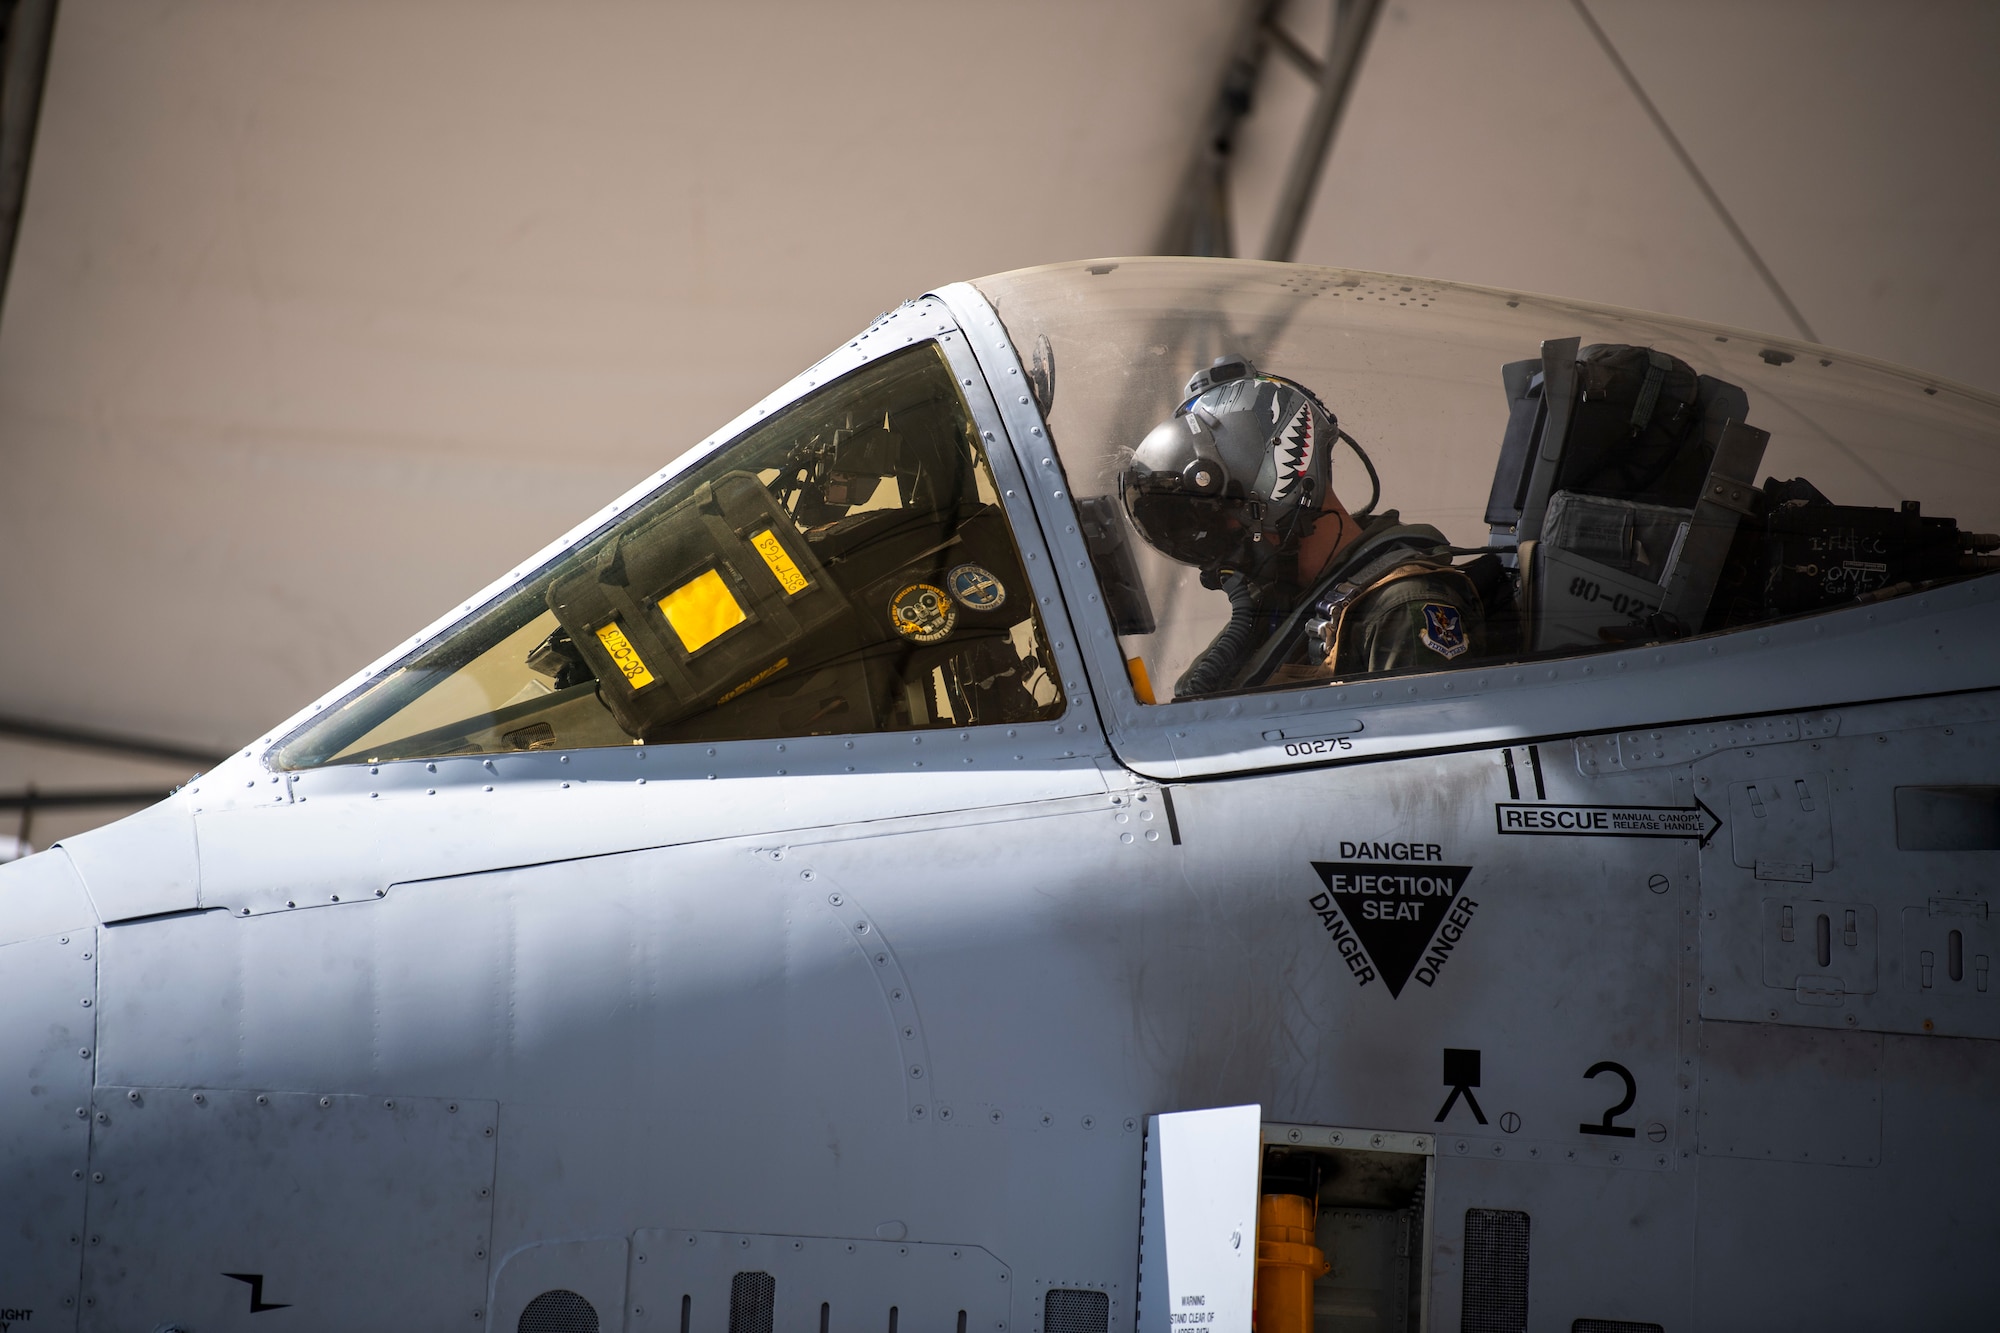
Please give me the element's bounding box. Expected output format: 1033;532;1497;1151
1122;481;1247;570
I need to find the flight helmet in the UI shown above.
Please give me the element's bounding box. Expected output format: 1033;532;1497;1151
1120;356;1336;580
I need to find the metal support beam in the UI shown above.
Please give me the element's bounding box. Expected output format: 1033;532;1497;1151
1261;0;1385;262
0;712;228;767
1156;0;1287;258
0;0;58;322
0;786;171;811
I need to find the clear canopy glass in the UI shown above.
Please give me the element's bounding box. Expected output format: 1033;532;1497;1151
977;259;2000;702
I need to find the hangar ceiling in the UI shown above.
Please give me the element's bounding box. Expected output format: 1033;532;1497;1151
2;0;1997;847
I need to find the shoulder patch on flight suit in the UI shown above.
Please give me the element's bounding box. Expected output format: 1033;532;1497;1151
1417;602;1469;660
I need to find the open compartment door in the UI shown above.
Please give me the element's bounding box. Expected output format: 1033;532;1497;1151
1139;1105;1263;1333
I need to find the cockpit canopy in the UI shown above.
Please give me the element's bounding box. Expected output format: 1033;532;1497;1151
274;259;2000;770
975;260;2000;702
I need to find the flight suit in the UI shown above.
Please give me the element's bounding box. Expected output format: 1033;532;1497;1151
1320;556;1483;675
1292;514;1486;679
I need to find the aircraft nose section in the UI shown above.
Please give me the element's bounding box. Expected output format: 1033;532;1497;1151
0;847;99;1314
0;844;99;944
52;797;201;924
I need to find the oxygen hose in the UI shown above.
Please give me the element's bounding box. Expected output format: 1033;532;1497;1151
1175;572;1262;698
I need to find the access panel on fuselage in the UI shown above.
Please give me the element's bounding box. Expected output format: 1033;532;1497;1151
1163;741;1701;1326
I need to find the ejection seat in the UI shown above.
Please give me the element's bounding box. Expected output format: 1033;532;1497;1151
1483;336;1769;651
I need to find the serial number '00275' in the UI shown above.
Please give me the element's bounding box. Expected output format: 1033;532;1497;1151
1283;736;1354;757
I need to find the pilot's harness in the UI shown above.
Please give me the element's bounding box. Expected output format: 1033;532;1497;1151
1303;543;1478;668
1231;520;1475;689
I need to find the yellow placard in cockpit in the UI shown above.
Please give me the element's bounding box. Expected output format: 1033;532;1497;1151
659;567;747;653
750;528;809;595
594;621;656;689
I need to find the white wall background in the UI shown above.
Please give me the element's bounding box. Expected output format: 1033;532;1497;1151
2;0;1995;843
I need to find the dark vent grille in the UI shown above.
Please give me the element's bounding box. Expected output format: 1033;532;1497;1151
730;1271;776;1333
1573;1323;1663;1333
520;1289;600;1333
1462;1208;1530;1333
1045;1288;1110;1333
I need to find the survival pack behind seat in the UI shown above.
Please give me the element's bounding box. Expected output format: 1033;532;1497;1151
1484;339;1767;650
1485;343;1746;533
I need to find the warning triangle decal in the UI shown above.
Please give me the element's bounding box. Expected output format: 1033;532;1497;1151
1309;861;1477;998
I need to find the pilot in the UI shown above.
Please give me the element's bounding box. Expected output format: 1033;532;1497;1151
1120;357;1483;698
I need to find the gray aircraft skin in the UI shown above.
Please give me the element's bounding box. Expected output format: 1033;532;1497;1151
3;258;1997;1333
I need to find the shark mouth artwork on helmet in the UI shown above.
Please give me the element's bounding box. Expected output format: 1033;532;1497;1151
1268;398;1316;501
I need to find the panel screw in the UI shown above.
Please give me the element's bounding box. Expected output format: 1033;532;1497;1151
256;1094;269;1105
1081;1116;1095;1129
320;1096;332;1108
192;1092;206;1105
1124;1117;1138;1132
126;1090;139;1103
92;1172;104;1183
95;1111;108;1123
79;1048;91;1058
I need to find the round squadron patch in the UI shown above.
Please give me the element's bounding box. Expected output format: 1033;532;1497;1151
890;583;957;643
1417;602;1469;660
945;562;1007;611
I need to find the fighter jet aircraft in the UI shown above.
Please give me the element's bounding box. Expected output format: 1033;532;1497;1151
4;257;1997;1332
